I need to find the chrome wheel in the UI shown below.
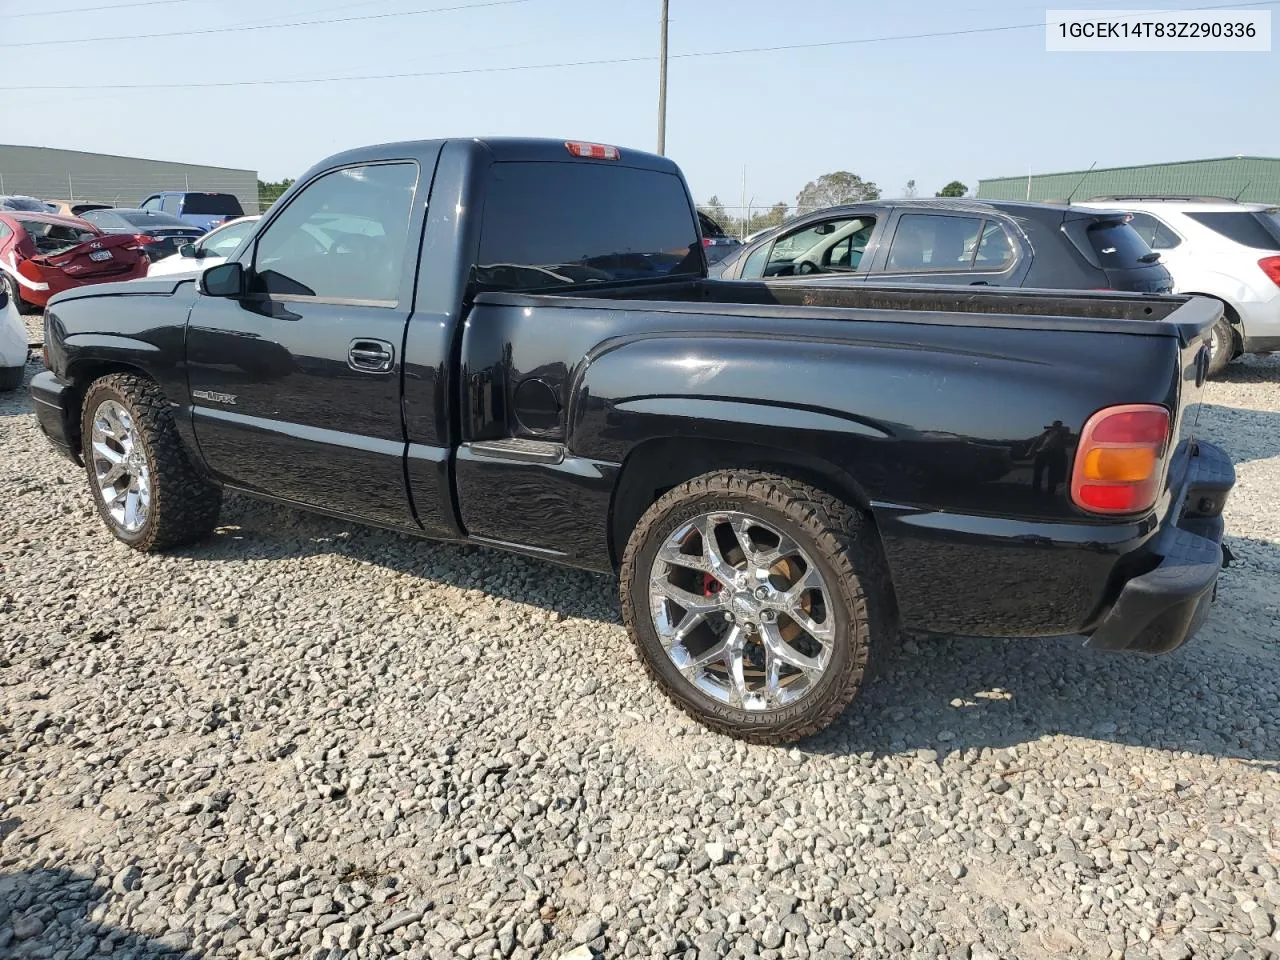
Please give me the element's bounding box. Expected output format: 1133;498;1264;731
648;510;836;710
90;399;151;533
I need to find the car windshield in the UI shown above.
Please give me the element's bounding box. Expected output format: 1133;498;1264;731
17;219;98;255
182;194;245;216
201;220;256;256
118;210;196;229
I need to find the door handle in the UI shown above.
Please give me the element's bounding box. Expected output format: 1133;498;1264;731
969;280;991;286
348;339;394;373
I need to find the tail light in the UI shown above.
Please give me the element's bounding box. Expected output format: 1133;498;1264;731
701;237;714;247
564;141;620;160
1259;256;1280;288
124;234;157;252
1071;404;1171;515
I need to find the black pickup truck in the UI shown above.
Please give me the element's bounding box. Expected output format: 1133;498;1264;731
31;137;1235;743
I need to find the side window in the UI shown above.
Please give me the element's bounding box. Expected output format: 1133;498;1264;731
249;162;417;302
160;195;181;215
0;222;11;241
741;242;771;279
885;214;984;272
140;196;159;212
754;217;868;276
974;221;1016;270
1126;212;1181;250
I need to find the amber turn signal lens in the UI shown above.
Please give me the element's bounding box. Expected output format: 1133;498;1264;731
1071;404;1171;516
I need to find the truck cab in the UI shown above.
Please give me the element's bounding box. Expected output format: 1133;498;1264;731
139;191;247;232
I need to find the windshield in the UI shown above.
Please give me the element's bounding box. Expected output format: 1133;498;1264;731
119;210;197;229
17;218;98;255
182;193;245;216
200;219;257;256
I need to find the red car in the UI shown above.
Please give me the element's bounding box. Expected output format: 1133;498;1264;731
0;211;148;313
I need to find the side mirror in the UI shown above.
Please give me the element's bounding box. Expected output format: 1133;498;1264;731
200;261;245;297
178;243;198;258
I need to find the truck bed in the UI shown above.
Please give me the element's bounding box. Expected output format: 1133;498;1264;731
480;279;1216;341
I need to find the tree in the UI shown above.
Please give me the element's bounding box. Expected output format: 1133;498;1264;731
698;195;729;228
936;180;968;198
746;201;789;235
258;178;295;209
795;172;881;214
902;179;917;199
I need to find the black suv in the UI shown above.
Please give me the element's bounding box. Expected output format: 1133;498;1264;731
710;198;1173;294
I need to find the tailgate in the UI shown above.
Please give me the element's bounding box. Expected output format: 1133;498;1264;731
1165;296;1219;490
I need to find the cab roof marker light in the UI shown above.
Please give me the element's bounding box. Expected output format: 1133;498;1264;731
565;141;620;160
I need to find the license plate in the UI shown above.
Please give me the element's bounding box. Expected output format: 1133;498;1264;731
89;250;113;262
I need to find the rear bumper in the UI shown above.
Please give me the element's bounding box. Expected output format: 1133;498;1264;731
1084;440;1234;654
30;369;82;465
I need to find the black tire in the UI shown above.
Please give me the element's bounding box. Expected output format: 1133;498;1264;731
0;365;23;392
1206;314;1236;377
80;373;222;551
4;274;38;315
620;469;892;744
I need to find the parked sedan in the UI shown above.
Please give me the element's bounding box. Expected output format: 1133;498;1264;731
146;215;261;277
0;276;26;390
698;211;742;264
0;195;58;213
711;198;1173;294
78;208;206;261
0;212;148;313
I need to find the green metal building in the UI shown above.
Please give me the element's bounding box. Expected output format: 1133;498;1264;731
977;156;1280;205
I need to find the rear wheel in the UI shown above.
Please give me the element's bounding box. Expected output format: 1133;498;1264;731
80;374;222;551
3;274;38;315
1206;313;1237;377
620;470;892;744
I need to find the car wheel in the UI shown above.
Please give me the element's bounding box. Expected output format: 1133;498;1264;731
620;469;893;744
3;274;36;316
80;373;222;551
1206;314;1236;377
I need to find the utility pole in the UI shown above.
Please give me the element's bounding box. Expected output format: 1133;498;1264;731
657;0;669;155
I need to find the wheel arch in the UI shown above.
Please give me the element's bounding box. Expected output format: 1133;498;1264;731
63;359;157;452
1182;293;1243;356
608;435;886;577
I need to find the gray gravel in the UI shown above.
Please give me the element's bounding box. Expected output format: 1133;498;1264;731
2;324;1279;960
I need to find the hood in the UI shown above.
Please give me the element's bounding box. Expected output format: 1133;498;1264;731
47;275;196;307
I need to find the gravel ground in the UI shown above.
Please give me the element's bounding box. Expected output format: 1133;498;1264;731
2;320;1279;960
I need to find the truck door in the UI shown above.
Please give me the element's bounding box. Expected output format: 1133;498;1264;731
186;158;430;529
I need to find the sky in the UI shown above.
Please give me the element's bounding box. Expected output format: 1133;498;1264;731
3;0;1278;216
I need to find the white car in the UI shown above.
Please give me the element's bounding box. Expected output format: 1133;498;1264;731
1077;197;1280;374
1;278;28;390
145;215;261;278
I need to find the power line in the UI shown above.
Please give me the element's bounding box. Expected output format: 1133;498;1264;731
5;0;198;18
4;0;1274;91
0;0;530;49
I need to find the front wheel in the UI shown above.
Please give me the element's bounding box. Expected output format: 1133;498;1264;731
620;470;892;744
80;373;223;551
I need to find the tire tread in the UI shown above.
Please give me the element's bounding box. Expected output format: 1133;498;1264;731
620;469;893;744
81;373;222;551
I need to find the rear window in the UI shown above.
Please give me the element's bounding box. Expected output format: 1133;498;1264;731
1;196;54;212
182;193;245;216
1185;211;1280;250
1086;219;1155;268
17;218;97;254
476;162;701;292
118;210;197;229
